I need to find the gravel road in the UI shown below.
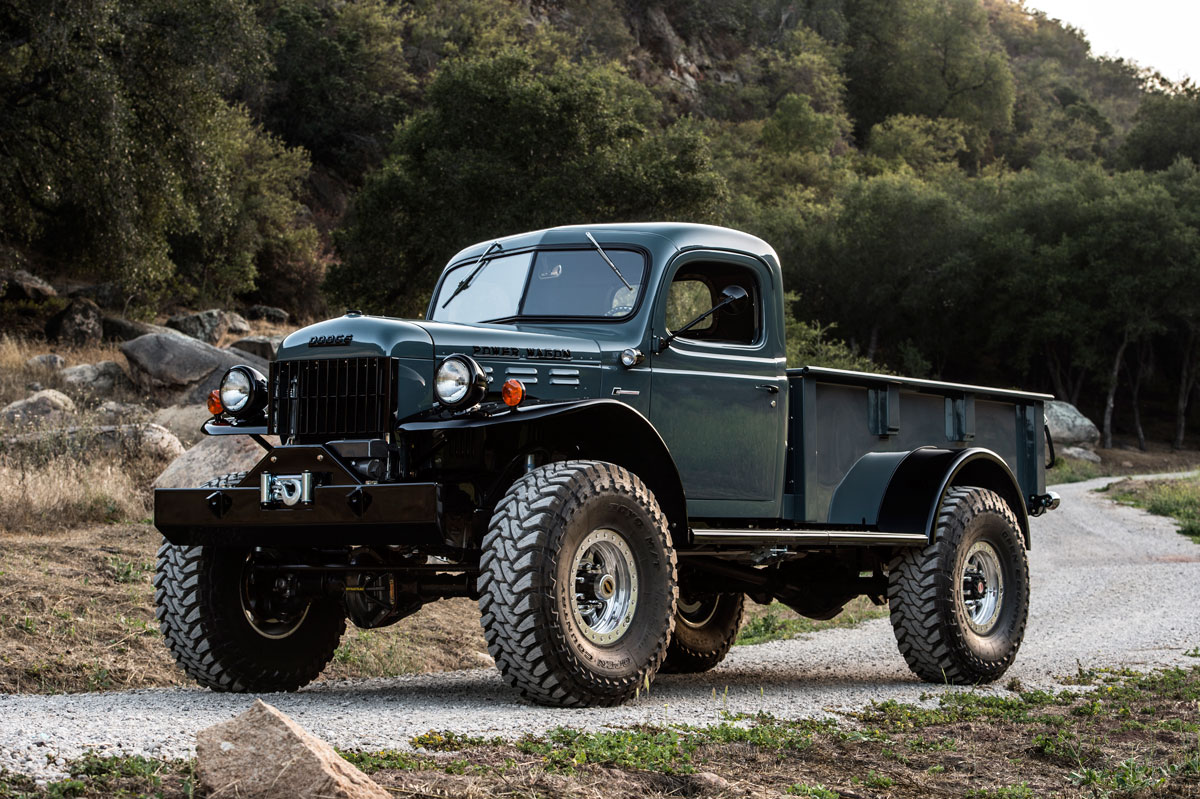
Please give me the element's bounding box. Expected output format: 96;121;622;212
3;474;1198;781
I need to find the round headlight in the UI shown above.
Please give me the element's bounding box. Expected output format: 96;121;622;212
435;355;486;409
219;368;253;413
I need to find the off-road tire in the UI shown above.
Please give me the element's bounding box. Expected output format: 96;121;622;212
154;472;346;692
660;592;744;674
478;460;677;707
887;486;1029;684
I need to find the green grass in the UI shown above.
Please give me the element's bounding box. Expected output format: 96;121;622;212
1046;456;1107;484
735;600;888;646
786;783;838;798
1107;474;1200;540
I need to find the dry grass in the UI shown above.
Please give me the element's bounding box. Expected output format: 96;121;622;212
0;333;150;409
0;521;491;694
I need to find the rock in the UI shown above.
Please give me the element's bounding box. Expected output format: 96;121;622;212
196;699;389;799
102;314;179;342
25;354;65;371
45;297;103;346
230;335;284;361
0;269;57;302
167;309;229;344
152;404;214;447
4;423;185;463
689;772;731;792
121;332;269;405
96;401;151;425
1060;445;1101;463
246;304;289;324
60;360;132;394
1045;400;1101;449
1;389;76;427
67;281;124;310
154;434;270;488
225;312;252;335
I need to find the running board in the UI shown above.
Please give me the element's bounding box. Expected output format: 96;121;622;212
689;529;928;547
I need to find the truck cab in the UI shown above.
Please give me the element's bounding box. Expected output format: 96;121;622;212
154;223;1058;707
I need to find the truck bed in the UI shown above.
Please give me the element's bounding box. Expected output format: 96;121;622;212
784;366;1052;525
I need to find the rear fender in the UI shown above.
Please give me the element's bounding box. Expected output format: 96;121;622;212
832;447;1030;548
398;400;688;536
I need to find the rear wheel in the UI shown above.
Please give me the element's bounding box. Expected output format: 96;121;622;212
660;592;744;674
154;472;346;692
478;460;677;707
887;486;1029;684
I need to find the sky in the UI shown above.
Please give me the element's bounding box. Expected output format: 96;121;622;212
1024;0;1200;84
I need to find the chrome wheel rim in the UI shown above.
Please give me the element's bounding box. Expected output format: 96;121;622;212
570;529;638;645
240;556;310;640
959;540;1004;635
678;595;719;629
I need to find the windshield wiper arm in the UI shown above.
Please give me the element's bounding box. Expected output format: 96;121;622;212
585;231;632;291
441;241;503;309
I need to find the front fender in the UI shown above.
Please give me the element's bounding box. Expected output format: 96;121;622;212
398;400;688;536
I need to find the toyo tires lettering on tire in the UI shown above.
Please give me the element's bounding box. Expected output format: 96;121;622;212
887;486;1030;684
478;460;677;707
659;592;744;674
153;472;346;692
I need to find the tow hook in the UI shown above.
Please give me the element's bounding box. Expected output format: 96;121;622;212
1028;491;1061;516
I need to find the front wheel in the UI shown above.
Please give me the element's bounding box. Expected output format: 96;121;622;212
478;460;677;707
887;486;1029;684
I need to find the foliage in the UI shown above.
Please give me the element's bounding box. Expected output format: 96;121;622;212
331;48;725;315
257;0;412;178
1108;474;1200;540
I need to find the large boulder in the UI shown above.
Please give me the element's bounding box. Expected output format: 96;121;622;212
5;423;184;463
152;403;214;447
225;311;252;335
154;434;270;488
45;297;103;346
196;699;389;799
121;332;269;405
166;309;229;344
246;304;289;324
102;314;178;342
230;335;284;361
1;389;76;427
25;354;66;371
96;401;152;425
60;360;132;394
0;269;56;302
1045;400;1101;449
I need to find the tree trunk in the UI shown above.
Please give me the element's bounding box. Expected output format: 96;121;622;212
1174;327;1197;449
1102;331;1130;450
866;325;879;362
1127;342;1148;452
1045;342;1069;400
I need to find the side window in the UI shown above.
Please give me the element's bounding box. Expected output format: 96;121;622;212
664;261;760;345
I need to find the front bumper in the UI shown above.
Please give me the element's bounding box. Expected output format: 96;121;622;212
154;444;442;547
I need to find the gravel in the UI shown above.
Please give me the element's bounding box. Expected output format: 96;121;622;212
3;473;1199;782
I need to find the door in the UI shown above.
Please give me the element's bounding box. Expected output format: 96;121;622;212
649;252;787;516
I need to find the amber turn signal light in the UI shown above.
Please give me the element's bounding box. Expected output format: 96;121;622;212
501;378;525;407
207;389;224;416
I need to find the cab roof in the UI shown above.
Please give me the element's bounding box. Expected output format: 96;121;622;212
444;223;778;268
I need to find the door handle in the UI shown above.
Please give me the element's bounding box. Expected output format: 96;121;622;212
755;384;779;394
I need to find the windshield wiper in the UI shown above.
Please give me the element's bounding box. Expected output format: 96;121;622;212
441;241;503;309
585;231;632;291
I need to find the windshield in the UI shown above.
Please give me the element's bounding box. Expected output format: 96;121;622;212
431;248;646;323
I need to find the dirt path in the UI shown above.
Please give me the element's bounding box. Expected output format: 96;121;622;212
2;474;1198;779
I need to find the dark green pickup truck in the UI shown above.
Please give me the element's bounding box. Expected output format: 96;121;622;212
154;223;1058;707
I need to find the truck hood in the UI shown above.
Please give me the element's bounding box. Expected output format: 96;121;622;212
276;315;604;416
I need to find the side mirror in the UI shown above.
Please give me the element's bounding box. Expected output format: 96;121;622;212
722;285;748;304
658;284;751;352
